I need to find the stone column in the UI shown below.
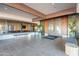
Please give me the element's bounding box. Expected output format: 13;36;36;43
20;23;22;32
4;20;8;33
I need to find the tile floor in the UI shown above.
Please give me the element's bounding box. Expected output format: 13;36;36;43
0;33;67;56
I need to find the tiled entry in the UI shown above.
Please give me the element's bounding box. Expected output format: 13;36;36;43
0;33;67;56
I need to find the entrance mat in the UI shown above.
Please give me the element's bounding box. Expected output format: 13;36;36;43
43;35;59;40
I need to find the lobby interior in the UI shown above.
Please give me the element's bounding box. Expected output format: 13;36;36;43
0;3;79;56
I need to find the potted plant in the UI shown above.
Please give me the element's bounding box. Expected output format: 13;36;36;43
68;18;76;37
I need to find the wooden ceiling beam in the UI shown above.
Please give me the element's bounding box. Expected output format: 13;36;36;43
5;3;45;18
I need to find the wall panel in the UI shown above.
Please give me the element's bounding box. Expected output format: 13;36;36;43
61;16;68;37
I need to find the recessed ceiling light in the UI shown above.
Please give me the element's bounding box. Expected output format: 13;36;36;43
51;3;56;8
51;3;55;5
4;7;8;10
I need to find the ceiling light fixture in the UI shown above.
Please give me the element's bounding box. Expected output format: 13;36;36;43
4;7;8;10
51;3;55;5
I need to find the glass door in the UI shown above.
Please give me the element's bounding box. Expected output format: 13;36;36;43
0;21;5;34
48;19;54;35
8;24;14;32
